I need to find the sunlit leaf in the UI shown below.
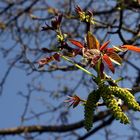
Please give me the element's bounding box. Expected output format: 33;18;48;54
108;52;122;65
122;45;140;53
100;40;110;51
103;54;115;73
86;32;100;49
69;39;84;48
113;45;124;52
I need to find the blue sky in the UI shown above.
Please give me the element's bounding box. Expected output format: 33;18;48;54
0;1;140;140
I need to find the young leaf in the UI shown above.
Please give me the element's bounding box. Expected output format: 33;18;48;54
107;52;122;65
86;32;100;50
69;39;84;48
100;40;110;51
106;48;115;53
38;53;60;66
103;54;115;73
122;45;140;53
75;5;83;13
38;57;53;66
53;53;60;61
113;45;124;52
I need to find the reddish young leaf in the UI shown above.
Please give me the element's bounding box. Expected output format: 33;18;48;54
100;40;110;51
107;52;122;65
38;57;53;66
75;5;83;13
106;48;114;53
69;39;84;48
86;32;100;50
53;53;60;61
113;46;124;52
38;53;60;66
72;100;80;108
103;54;115;73
64;95;81;108
122;45;140;53
51;14;62;29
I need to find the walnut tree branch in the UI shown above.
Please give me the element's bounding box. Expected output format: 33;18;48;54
0;111;110;135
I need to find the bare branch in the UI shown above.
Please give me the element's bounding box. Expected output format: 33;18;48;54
0;111;110;135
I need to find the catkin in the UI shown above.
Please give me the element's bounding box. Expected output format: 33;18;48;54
84;90;100;131
101;92;130;124
84;85;140;131
107;86;140;111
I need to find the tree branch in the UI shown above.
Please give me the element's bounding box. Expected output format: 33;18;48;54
0;111;110;135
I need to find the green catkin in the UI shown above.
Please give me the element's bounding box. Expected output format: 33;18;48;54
107;86;140;111
101;91;130;124
84;85;140;131
84;90;100;131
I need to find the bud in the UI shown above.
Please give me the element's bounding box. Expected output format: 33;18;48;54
75;5;94;23
51;14;62;29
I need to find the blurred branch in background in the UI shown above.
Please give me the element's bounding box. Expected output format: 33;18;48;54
0;0;140;140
